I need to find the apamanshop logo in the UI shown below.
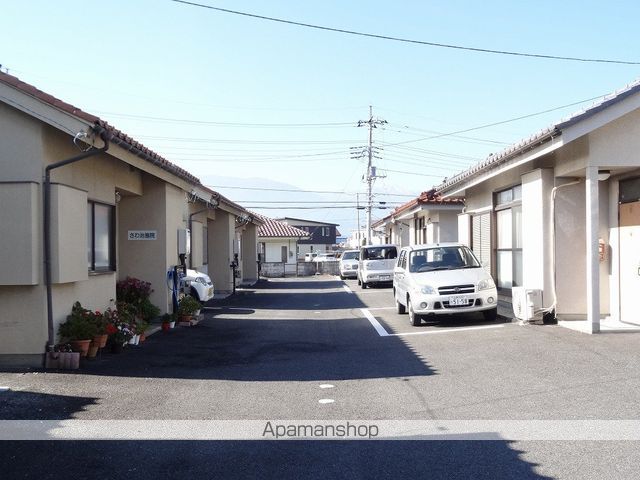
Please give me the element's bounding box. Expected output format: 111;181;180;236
262;421;379;439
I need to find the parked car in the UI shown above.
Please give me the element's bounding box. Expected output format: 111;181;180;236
314;253;338;262
339;249;359;279
184;269;214;303
393;243;498;326
304;252;318;262
357;244;398;289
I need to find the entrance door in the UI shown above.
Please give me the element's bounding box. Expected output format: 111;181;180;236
619;200;640;324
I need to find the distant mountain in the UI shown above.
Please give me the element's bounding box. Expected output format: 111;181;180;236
200;175;357;233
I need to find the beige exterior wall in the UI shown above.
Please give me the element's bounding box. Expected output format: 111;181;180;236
0;285;47;356
554;179;610;317
209;210;235;294
117;175;184;314
0;102;44;182
0;182;39;285
50;184;89;284
241;223;258;283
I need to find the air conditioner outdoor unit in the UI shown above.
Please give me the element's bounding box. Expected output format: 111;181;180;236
512;287;543;321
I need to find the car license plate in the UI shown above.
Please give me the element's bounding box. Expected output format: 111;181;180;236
449;296;467;306
380;275;390;281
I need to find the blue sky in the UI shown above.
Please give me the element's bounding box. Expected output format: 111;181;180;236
2;1;639;233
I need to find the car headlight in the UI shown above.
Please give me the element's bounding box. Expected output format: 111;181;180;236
477;277;495;291
420;285;436;295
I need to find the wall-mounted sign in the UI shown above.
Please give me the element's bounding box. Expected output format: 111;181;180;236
128;230;157;240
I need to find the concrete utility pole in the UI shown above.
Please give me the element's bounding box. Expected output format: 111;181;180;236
355;106;386;244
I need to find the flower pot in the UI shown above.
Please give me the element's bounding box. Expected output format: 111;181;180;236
128;335;137;345
87;342;100;358
169;321;176;329
162;322;170;332
94;334;108;349
71;339;92;357
139;332;146;343
110;341;124;354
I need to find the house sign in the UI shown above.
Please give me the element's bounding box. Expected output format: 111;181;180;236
128;230;157;240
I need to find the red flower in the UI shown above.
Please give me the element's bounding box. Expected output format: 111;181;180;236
106;323;118;335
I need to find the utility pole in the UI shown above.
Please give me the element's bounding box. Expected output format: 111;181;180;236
355;106;386;244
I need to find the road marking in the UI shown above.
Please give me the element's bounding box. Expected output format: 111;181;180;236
343;285;352;294
366;307;396;311
361;308;390;337
391;324;505;336
319;399;335;404
361;308;505;337
319;384;335;389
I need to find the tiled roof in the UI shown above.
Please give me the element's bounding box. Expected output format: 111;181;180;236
257;215;310;238
373;189;464;227
437;78;640;193
0;71;199;185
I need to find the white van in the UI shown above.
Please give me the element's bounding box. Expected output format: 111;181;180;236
357;244;398;289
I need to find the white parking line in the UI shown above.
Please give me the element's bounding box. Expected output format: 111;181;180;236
361;308;390;337
361;308;505;337
343;285;353;294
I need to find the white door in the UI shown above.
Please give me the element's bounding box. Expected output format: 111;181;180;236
619;201;640;324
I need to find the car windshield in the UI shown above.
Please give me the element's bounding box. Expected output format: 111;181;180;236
341;251;358;260
362;246;397;260
408;246;481;272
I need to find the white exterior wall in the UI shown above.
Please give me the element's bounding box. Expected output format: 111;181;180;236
521;169;554;305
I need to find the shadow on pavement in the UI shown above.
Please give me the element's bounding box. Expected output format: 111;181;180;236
73;315;437;381
0;439;552;480
0;390;98;420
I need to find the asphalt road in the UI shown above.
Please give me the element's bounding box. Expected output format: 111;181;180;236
2;276;640;479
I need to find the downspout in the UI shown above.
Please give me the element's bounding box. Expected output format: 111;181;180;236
44;126;110;352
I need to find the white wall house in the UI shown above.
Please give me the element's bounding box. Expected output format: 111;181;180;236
372;190;464;248
0;72;262;367
258;216;309;264
437;79;640;334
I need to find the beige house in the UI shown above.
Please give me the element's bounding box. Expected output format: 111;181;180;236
0;72;262;367
372;190;464;247
437;79;640;333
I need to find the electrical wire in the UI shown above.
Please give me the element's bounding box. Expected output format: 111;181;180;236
170;0;640;65
95;111;355;128
380;93;609;147
204;184;417;197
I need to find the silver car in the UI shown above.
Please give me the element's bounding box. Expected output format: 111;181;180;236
393;243;498;326
339;250;359;279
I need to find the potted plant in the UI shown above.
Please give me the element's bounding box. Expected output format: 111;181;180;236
178;295;201;322
58;302;98;357
104;305;134;353
160;313;177;331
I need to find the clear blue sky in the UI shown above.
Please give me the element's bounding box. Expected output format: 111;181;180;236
2;1;639;233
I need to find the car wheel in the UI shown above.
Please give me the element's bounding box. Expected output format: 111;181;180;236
357;277;361;285
395;292;406;314
408;298;420;326
340;275;345;280
361;281;367;289
483;307;498;322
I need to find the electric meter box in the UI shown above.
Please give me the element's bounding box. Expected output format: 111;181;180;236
178;228;191;255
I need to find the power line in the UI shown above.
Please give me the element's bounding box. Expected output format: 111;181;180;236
95;111;354;128
380;93;608;148
205;184;416;197
170;0;640;65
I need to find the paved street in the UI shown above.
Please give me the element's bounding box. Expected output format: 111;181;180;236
2;276;640;479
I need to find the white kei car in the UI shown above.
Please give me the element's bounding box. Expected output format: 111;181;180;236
393;243;498;326
184;269;214;303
